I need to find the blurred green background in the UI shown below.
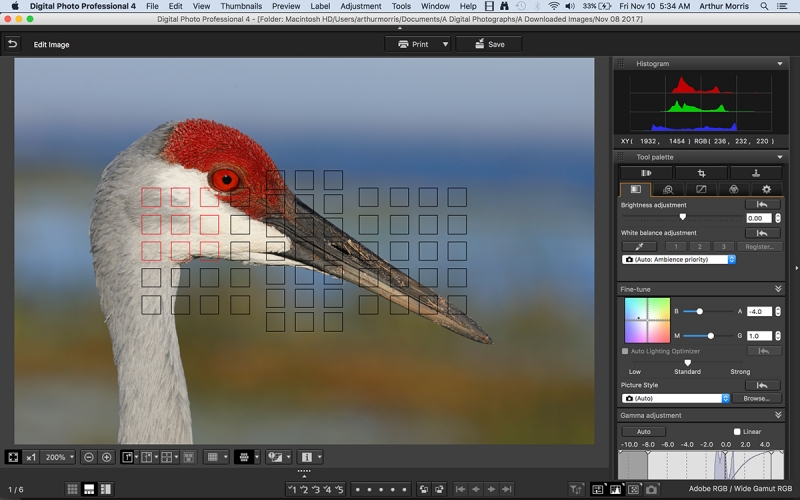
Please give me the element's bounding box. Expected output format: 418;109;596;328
15;58;595;444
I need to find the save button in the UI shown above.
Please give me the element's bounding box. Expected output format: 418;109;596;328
455;36;522;52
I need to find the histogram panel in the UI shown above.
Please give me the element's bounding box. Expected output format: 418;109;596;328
614;70;788;134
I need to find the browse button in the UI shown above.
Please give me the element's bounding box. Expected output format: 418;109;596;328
456;36;522;52
732;393;782;404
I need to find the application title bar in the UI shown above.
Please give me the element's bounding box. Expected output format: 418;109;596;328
5;0;800;12
3;11;799;22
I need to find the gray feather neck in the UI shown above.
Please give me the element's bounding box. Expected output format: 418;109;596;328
90;122;193;444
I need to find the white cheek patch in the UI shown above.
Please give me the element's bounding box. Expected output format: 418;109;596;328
149;165;293;263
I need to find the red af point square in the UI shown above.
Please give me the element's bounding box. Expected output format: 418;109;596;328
200;215;220;235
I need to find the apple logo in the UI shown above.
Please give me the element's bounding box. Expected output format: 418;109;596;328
11;1;18;9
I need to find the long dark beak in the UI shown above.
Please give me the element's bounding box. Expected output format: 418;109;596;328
265;197;493;344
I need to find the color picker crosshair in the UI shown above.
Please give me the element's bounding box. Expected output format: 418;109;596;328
625;297;671;344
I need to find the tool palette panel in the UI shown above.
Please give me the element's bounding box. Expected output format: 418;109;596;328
613;57;789;482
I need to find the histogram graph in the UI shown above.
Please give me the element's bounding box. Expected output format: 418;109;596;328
619;450;785;480
614;70;787;134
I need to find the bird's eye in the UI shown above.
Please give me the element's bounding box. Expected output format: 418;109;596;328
210;168;240;192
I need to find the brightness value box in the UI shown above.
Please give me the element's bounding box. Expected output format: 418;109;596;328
746;213;773;224
624;297;670;344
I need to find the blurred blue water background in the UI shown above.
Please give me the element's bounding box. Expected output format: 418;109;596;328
15;58;596;444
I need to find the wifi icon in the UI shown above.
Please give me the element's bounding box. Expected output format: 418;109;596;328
548;1;559;8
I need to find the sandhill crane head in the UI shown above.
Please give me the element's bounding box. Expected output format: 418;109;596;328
90;119;491;444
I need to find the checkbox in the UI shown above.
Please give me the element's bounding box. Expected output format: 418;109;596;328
230;295;250;315
448;295;467;314
324;266;343;285
447;187;467;207
390;187;409;207
324;194;343;214
230;268;250;288
141;187;161;208
359;268;379;289
295;268;314;285
359;215;379;235
324;289;343;308
359;295;379;315
448;241;467;261
324;312;343;332
359;187;379;207
296;193;314;211
295;289;315;308
419;268;438;288
324;170;343;190
230;241;250;261
141;295;161;315
419;187;438;207
141;268;161;288
295;170;314;190
419;215;438;235
267;266;285;285
141;214;161;235
447;268;467;288
447;215;467;235
171;214;190;235
266;289;285;308
391;268;410;287
390;241;409;261
295;312;314;332
230;215;250;235
200;215;219;235
170;242;190;262
199;241;220;261
229;187;251;208
390;215;409;235
266;312;285;332
170;187;190;208
200;187;219;207
419;241;439;261
172;295;190;315
171;268;189;287
200;268;219;287
390;295;410;315
141;241;162;262
200;295;219;315
362;241;379;260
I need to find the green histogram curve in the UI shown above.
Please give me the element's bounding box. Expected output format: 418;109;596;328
664;101;753;113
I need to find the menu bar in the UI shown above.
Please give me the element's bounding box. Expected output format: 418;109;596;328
5;0;800;12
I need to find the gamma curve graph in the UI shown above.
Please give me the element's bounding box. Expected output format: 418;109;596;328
619;450;784;480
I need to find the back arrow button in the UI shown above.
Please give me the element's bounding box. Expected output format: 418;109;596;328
468;482;483;496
